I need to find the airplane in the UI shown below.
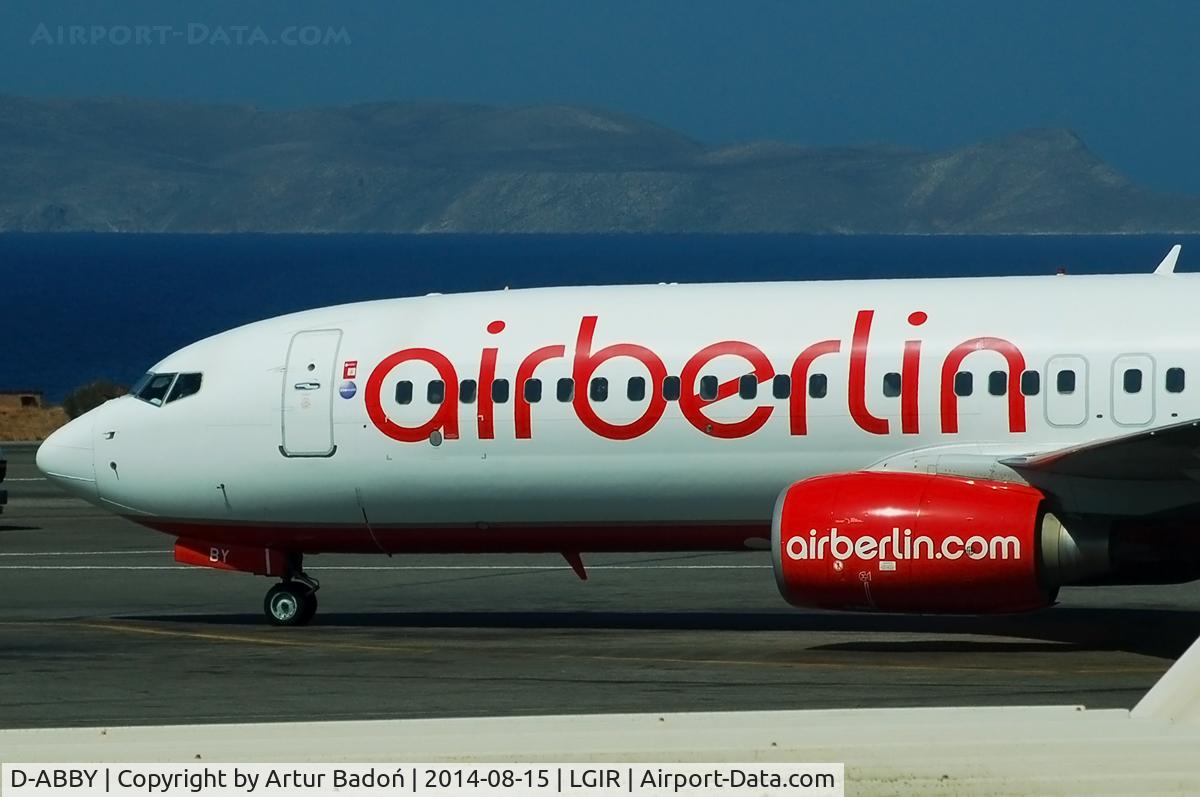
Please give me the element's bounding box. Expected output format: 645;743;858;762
35;245;1200;625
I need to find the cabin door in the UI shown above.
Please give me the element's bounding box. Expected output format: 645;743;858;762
281;329;342;457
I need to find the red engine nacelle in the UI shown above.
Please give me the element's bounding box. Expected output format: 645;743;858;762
772;471;1056;613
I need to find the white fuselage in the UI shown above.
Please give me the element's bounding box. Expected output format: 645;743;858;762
36;273;1200;552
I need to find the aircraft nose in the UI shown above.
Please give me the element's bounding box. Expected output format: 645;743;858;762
36;416;97;499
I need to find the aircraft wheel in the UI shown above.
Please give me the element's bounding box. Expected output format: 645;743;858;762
265;582;316;627
298;590;318;625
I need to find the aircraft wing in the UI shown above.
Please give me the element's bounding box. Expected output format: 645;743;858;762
1002;419;1200;481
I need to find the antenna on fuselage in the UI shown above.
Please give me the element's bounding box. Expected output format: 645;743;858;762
1154;244;1182;275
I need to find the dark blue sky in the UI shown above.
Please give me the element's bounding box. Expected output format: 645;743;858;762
4;1;1198;193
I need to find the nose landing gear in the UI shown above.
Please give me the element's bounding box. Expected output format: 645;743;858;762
264;581;318;626
264;559;320;626
173;538;322;626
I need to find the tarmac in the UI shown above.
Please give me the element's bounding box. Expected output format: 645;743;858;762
2;443;1198;730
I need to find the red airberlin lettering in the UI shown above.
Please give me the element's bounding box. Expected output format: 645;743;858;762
788;339;840;436
476;320;504;440
679;341;774;438
572;315;668;440
848;310;889;435
901;310;927;435
364;311;1029;443
366;348;460;442
516;344;566;439
940;337;1027;433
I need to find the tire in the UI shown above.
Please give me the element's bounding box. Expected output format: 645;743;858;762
264;583;315;627
297;591;318;625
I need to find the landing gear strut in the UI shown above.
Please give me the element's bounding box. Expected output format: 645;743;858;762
264;556;319;626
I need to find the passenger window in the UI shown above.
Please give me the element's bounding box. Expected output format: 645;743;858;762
882;372;901;398
1166;367;1186;393
166;373;202;403
1123;368;1142;394
459;379;478;404
954;372;973;397
628;376;646;401
1057;370;1076;394
988;371;1007;396
699;375;718;401
1020;370;1040;396
395;380;413;405
809;373;828;399
772;374;791;399
590;377;608;401
524;378;542;403
427;380;445;404
662;376;681;401
739;374;757;399
136;372;176;406
492;379;510;403
557;377;574;402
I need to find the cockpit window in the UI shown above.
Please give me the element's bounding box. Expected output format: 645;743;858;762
136;373;176;406
130;372;154;396
167;373;203;403
133;372;203;406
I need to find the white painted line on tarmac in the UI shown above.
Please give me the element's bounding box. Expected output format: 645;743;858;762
0;550;168;557
5;478;47;482
0;566;193;570
315;565;772;571
0;564;770;571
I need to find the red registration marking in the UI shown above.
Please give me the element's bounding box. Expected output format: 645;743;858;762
174;537;287;576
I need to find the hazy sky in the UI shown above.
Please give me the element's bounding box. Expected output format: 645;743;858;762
3;1;1199;193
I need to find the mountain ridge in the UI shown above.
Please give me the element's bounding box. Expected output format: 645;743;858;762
1;95;1197;233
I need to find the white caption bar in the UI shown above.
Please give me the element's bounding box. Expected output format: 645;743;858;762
2;763;843;796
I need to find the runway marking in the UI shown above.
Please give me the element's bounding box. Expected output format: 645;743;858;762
0;621;434;655
577;653;1165;676
0;550;167;557
79;622;436;654
0;621;1164;677
0;566;192;570
5;478;47;482
315;565;770;571
0;564;769;571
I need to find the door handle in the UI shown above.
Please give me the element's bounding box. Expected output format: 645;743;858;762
294;382;321;391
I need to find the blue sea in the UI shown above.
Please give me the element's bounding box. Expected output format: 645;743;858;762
2;233;1194;401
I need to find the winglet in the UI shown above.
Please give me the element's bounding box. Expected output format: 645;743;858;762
1154;244;1182;274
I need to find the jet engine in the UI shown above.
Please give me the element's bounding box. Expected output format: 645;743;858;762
771;471;1108;613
